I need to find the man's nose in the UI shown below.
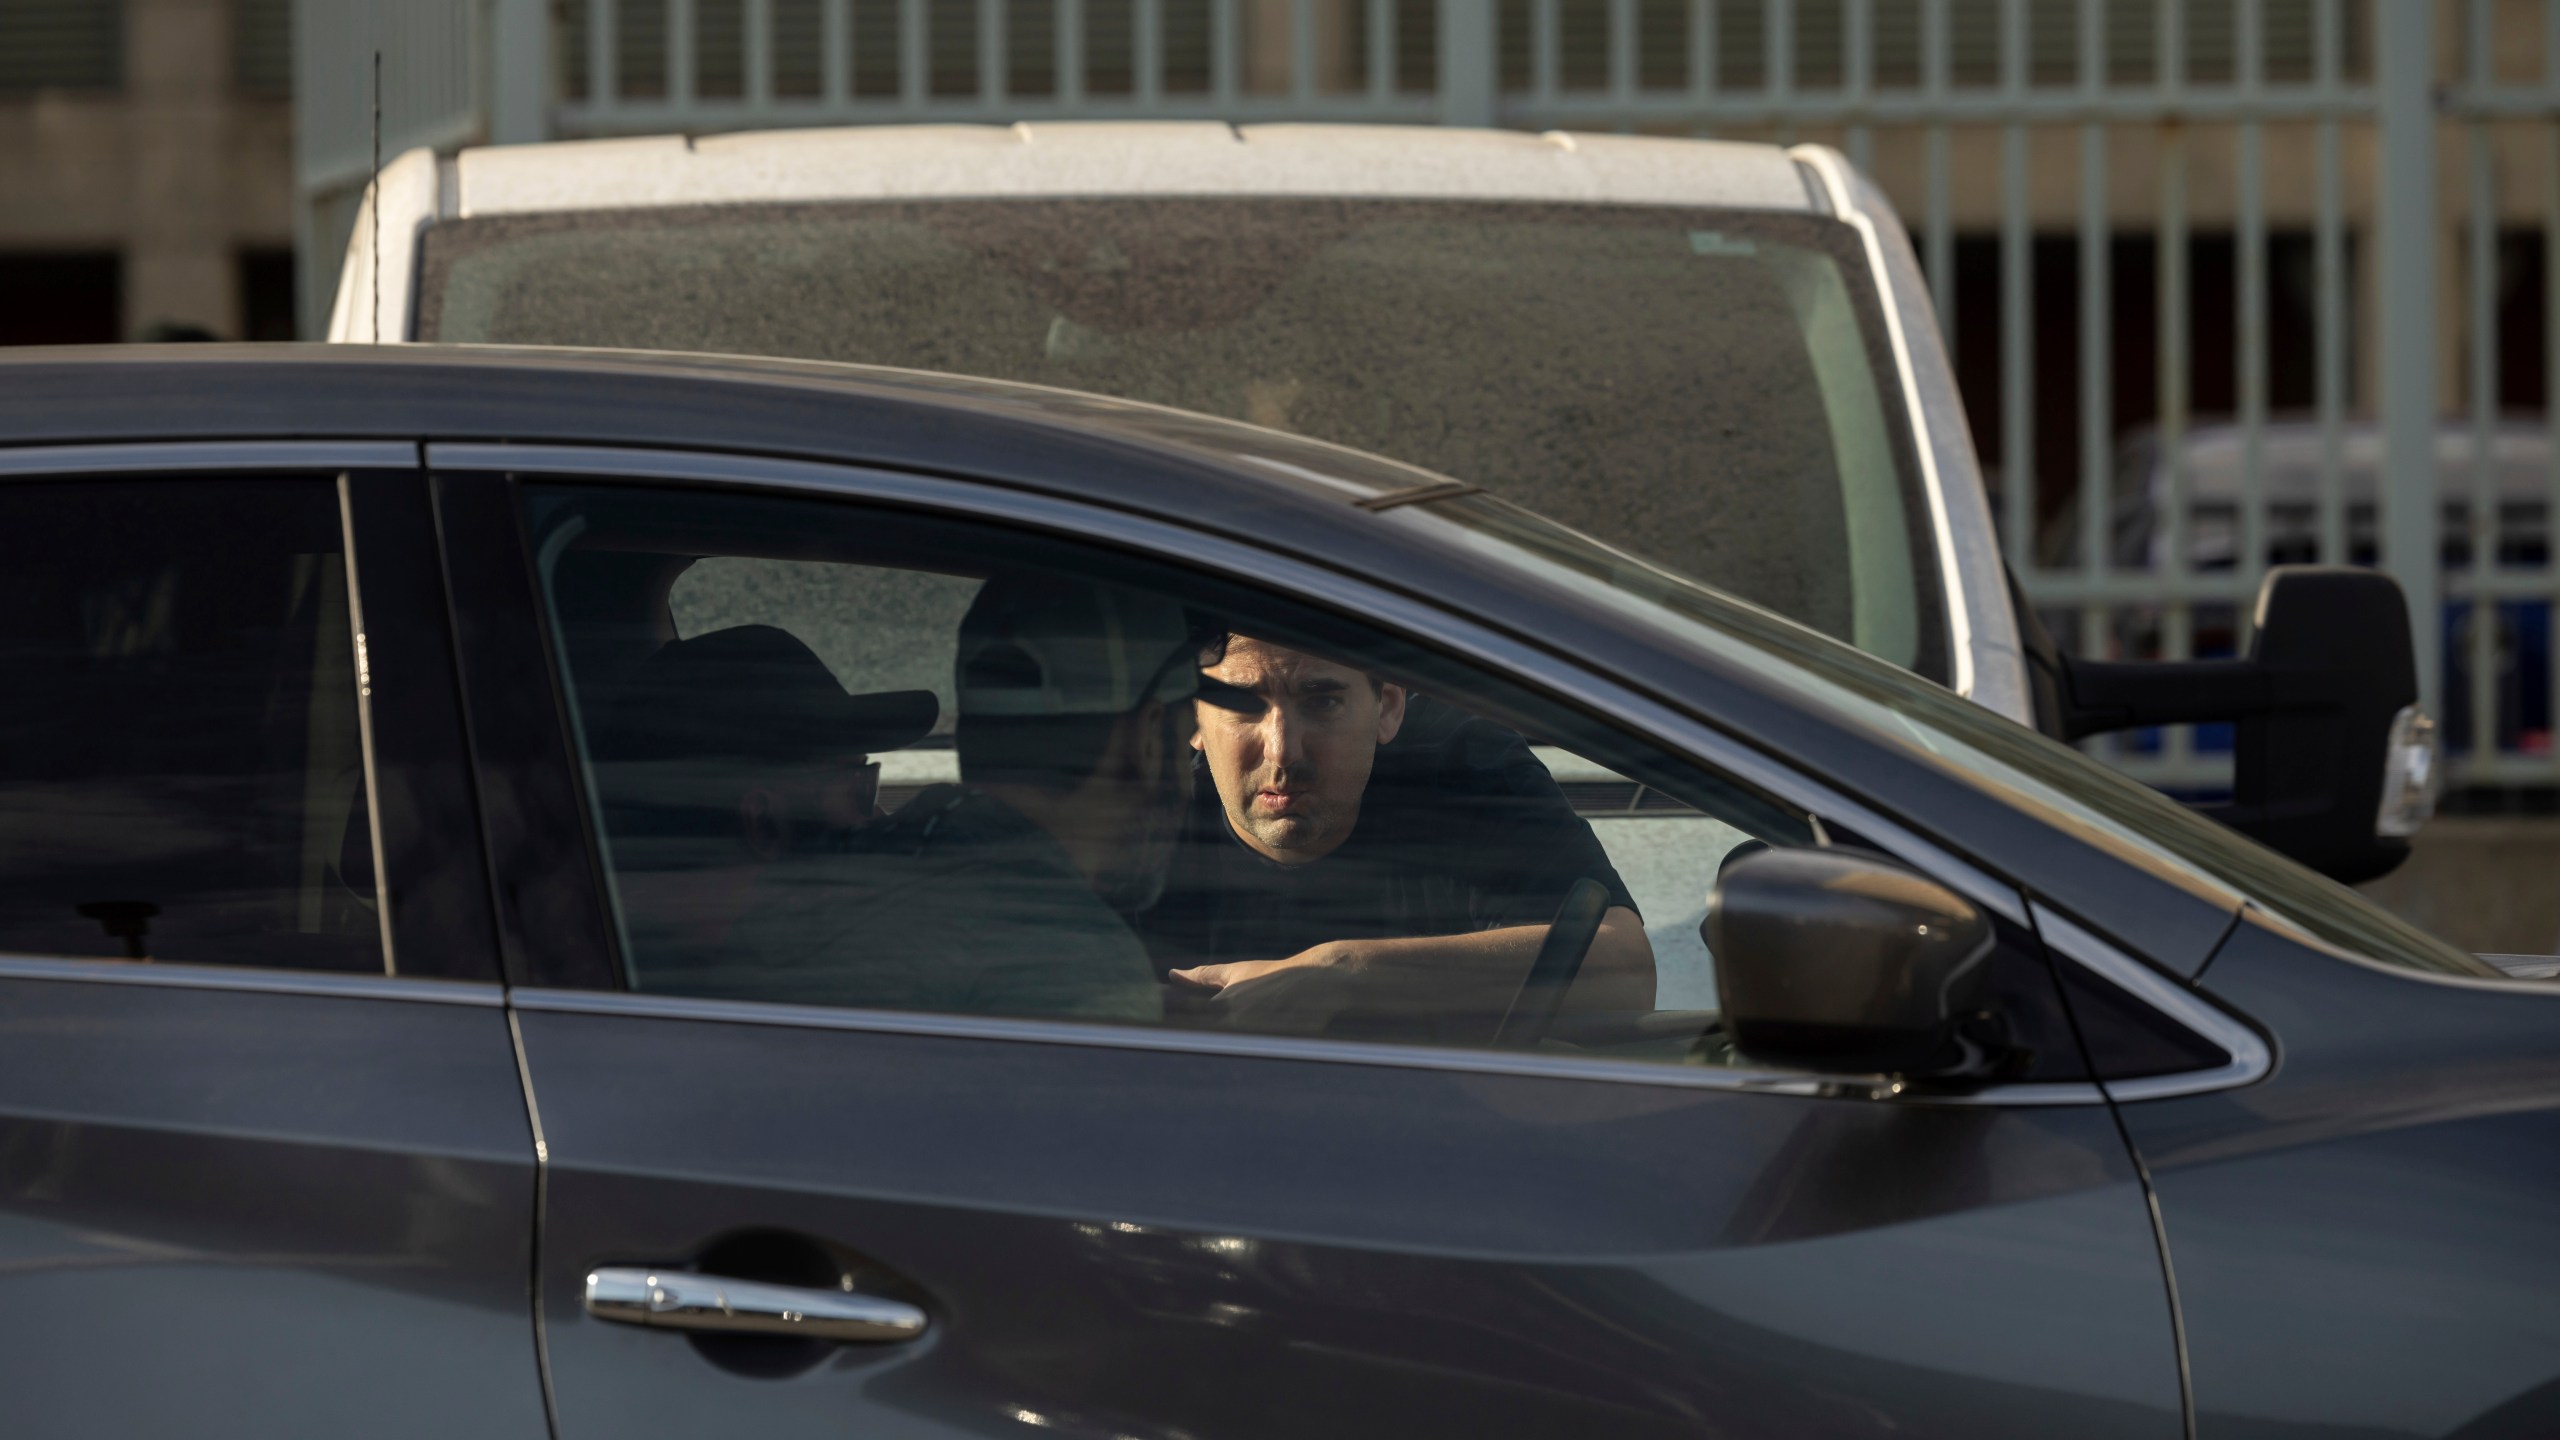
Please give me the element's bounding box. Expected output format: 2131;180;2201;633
1261;706;1309;768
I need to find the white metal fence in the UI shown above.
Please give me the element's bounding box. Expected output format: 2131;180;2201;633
298;0;2560;792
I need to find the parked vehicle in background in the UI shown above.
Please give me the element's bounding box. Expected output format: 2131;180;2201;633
2098;421;2550;575
327;122;2437;881
2045;420;2552;761
0;345;2550;1440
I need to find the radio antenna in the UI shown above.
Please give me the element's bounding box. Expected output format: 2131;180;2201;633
370;48;382;343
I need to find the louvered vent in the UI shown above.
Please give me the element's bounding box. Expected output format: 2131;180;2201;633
1501;0;2365;92
0;0;122;93
236;0;292;96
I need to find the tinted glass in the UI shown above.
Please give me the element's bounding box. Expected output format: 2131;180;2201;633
0;480;382;972
422;200;1945;678
1420;491;2496;978
530;483;1886;1068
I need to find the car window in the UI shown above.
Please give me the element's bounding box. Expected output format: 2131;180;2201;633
420;200;1946;680
526;482;2062;1072
0;480;383;972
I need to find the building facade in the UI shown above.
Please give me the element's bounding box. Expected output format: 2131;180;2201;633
0;0;297;343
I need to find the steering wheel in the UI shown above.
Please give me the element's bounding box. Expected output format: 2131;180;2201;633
1494;877;1612;1048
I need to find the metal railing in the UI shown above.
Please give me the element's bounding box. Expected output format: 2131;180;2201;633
299;0;2560;791
555;0;1464;129
2441;3;2560;789
1495;0;2391;790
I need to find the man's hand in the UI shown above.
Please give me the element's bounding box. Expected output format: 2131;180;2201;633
1168;943;1357;994
1166;910;1655;1036
1168;944;1365;1033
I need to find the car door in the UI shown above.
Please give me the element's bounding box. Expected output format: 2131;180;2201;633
445;446;2199;1440
0;446;550;1439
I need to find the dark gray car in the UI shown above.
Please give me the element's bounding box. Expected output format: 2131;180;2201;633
0;346;2548;1440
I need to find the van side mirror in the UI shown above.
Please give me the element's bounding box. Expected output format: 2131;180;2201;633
1706;848;1995;1077
2053;566;2438;884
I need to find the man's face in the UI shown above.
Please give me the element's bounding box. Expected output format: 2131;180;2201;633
1194;637;1405;864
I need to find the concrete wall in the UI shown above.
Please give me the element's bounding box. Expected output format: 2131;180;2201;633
0;0;295;339
2363;817;2560;957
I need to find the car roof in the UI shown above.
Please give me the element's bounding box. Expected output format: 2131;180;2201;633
449;122;1827;218
0;341;1453;504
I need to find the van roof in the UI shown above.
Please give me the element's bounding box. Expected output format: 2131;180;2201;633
449;122;1826;218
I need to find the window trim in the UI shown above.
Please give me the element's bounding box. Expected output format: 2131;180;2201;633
0;441;417;477
343;465;503;981
337;473;397;969
2034;902;2275;1101
0;952;503;1006
430;469;624;992
446;439;2264;1106
505;985;1902;1098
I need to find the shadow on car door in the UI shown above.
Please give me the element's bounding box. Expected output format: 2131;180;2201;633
509;999;2182;1440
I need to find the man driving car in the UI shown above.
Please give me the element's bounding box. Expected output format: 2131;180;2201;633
1143;634;1655;1037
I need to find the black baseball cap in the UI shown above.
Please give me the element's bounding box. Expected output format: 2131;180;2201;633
598;625;938;763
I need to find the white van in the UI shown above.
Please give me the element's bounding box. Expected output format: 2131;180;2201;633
330;122;2434;877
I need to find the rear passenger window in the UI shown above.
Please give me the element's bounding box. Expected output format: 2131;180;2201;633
0;480;382;972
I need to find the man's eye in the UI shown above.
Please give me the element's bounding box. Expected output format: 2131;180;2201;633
1305;696;1343;715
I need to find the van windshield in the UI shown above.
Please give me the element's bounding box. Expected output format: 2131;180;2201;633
416;198;1947;681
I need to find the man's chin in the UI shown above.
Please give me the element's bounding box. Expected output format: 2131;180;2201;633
1239;814;1326;858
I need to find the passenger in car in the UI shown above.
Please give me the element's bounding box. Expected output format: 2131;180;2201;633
1143;635;1655;1038
722;575;1225;1021
594;625;936;845
587;624;937;967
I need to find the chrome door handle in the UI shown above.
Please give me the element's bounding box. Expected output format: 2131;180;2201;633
585;1267;928;1343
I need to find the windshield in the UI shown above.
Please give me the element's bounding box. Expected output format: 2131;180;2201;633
1421;492;2494;979
417;198;1947;681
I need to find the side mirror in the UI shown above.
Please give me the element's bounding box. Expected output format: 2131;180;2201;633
2055;566;2439;884
1706;848;1995;1077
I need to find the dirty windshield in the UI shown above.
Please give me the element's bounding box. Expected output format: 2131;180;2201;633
417;199;1946;682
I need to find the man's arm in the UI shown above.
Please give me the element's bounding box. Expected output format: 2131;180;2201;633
1167;905;1655;1029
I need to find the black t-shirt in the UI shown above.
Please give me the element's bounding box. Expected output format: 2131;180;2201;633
1138;702;1638;972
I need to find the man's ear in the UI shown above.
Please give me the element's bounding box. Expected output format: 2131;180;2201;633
1375;682;1408;745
